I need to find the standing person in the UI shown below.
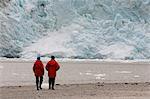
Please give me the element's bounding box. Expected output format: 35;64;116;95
33;56;44;90
46;56;60;90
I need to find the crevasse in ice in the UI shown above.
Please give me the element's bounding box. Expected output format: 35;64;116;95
0;0;150;59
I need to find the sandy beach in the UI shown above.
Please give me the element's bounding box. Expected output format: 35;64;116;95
1;83;150;99
0;60;150;98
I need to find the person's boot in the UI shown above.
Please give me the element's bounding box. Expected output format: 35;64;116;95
52;80;55;90
49;78;51;90
39;76;43;90
39;81;42;90
36;77;39;90
49;83;51;90
36;83;39;90
39;84;42;90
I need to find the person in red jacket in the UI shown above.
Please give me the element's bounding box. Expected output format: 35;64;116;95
46;56;60;90
33;56;44;90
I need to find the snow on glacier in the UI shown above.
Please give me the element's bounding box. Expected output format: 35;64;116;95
22;23;82;58
0;0;150;59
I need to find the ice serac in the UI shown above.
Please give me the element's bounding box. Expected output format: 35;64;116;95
0;0;150;59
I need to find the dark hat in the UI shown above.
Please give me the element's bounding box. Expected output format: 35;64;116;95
51;56;55;59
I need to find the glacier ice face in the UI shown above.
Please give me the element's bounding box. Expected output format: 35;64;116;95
0;0;150;59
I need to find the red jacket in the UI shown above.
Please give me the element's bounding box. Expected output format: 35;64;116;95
33;60;44;77
46;59;60;78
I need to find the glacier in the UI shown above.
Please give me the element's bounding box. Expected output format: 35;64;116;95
0;0;150;59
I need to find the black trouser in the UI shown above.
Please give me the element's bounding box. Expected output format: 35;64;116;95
49;78;55;89
36;76;43;90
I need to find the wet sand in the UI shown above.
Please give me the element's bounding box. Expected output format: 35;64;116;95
1;83;150;99
0;61;150;86
0;61;150;98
